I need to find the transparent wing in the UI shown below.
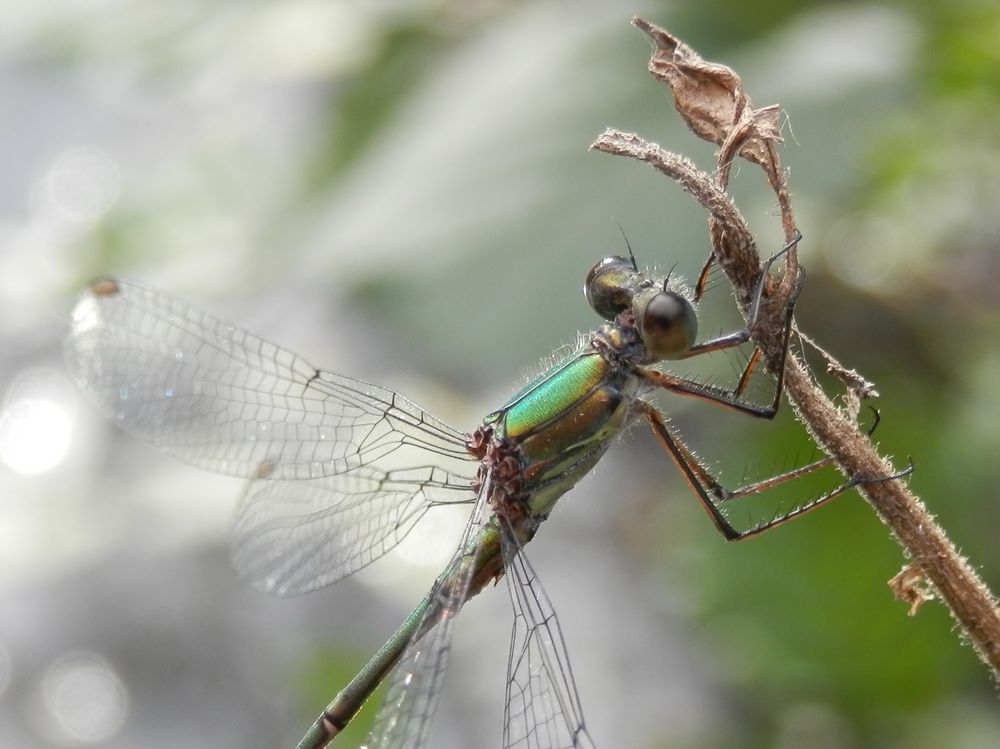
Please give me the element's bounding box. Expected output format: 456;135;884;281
364;476;498;749
65;278;478;593
65;279;474;480
500;524;595;749
232;465;474;596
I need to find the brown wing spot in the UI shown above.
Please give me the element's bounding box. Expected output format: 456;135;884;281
90;278;121;297
254;459;276;479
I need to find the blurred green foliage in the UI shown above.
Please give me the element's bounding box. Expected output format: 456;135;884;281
306;20;455;188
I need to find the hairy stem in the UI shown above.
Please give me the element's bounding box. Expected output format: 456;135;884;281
593;17;1000;681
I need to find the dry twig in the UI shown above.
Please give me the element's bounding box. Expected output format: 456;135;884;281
592;16;1000;680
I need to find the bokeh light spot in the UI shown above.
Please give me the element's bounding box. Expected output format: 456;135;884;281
41;652;129;744
0;369;75;475
45;147;121;224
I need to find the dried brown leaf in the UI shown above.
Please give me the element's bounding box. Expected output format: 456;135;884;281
633;17;783;170
890;563;936;616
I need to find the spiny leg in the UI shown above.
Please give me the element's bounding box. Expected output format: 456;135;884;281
635;401;911;541
719;408;884;503
683;231;803;359
638;362;782;419
693;252;714;303
696;230;804;304
638;236;805;419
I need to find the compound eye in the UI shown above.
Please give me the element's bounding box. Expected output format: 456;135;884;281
635;289;698;359
584;256;637;320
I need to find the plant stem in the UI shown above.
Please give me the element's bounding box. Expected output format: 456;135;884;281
591;20;1000;680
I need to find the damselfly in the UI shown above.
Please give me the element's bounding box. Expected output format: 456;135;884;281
67;239;864;749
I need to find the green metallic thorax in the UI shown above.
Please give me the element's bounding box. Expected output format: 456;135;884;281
483;349;638;518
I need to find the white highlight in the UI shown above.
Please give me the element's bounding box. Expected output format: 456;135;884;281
0;370;75;475
69;295;103;339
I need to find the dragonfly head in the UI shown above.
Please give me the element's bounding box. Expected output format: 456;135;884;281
585;257;698;360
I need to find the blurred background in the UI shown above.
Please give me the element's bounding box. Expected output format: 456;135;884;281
2;1;999;748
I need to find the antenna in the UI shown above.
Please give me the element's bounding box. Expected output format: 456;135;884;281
612;218;639;272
